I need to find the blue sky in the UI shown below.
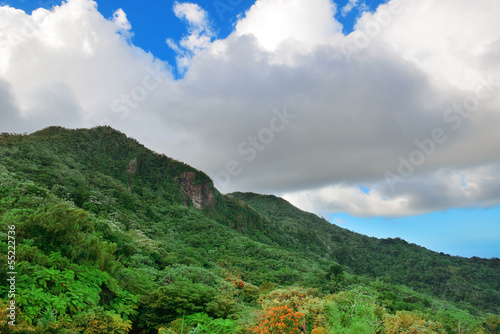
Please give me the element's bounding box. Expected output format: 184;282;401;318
329;207;500;258
1;0;499;258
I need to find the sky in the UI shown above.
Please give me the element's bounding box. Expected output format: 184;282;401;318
0;0;499;258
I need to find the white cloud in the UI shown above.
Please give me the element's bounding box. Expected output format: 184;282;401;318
354;0;500;90
167;2;214;72
283;184;417;218
283;163;500;218
0;0;173;130
358;2;369;12
341;0;358;17
112;8;132;40
173;1;207;25
234;0;343;51
1;0;500;219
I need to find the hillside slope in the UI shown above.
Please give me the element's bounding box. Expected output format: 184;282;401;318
231;192;500;311
0;126;498;333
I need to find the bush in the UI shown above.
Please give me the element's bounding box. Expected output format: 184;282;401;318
324;288;386;334
384;311;444;334
137;281;216;329
72;308;132;334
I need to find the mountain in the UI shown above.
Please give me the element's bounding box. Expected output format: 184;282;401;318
0;126;498;334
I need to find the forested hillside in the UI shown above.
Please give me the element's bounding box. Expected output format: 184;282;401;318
230;192;500;312
0;126;499;334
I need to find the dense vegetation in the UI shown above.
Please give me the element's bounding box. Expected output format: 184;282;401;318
0;126;498;334
230;192;500;312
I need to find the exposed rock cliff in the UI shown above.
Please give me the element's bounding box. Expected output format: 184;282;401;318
180;171;215;209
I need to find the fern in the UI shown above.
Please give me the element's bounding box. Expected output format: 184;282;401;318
37;307;56;328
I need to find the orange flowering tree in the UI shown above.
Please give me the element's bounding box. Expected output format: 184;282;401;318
249;306;306;334
226;276;245;289
256;287;322;330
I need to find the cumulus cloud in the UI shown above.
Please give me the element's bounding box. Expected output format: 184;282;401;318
340;0;358;16
284;163;500;218
234;0;343;51
0;0;173;132
112;8;133;40
353;0;500;90
0;78;22;131
1;0;500;218
167;2;214;71
339;0;368;18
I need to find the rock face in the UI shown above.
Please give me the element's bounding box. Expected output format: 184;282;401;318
126;157;138;175
126;157;138;191
180;171;214;209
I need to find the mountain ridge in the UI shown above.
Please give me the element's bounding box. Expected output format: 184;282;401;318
0;126;499;333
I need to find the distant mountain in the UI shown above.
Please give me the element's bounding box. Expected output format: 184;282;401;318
0;126;498;334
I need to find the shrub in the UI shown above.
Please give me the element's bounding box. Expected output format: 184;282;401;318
71;307;132;334
325;288;386;334
249;306;306;334
137;281;216;329
384;311;444;334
